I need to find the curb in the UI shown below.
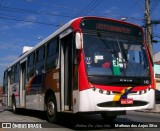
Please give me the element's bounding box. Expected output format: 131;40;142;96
136;104;160;114
136;109;160;114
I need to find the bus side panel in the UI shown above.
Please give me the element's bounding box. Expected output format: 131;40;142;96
44;68;60;111
26;76;43;110
73;90;79;113
78;50;90;91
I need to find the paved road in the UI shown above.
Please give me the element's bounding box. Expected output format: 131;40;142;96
0;106;160;130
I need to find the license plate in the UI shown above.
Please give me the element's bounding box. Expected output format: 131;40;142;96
120;98;133;104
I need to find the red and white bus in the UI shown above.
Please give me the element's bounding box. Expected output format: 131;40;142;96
3;16;155;122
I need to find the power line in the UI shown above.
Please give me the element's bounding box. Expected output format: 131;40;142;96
85;0;103;14
154;35;160;38
0;14;58;26
0;6;74;18
75;0;97;16
0;1;152;30
151;0;160;14
0;0;3;6
1;1;144;25
150;0;156;10
75;0;103;17
23;0;78;11
136;0;145;12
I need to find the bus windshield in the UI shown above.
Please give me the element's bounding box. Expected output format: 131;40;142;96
83;33;150;77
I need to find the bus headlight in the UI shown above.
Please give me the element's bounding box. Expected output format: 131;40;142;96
106;91;110;95
92;86;96;91
99;90;103;94
139;91;142;95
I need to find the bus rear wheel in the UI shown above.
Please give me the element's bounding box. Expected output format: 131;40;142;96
46;95;57;123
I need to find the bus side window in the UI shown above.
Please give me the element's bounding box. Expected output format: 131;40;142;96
36;46;45;75
14;63;20;83
28;53;35;79
3;70;8;94
11;66;16;84
46;38;59;70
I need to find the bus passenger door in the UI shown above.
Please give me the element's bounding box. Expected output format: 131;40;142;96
7;69;11;107
20;60;27;107
60;33;74;111
3;71;8;106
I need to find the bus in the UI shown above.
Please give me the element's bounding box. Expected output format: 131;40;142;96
3;16;155;123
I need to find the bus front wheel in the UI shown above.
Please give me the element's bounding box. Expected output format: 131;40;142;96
46;94;57;123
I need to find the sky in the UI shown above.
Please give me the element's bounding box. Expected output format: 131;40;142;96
0;0;160;84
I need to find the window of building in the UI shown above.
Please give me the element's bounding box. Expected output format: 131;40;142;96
155;74;160;78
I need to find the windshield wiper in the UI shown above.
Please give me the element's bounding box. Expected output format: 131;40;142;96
97;32;114;52
116;37;127;76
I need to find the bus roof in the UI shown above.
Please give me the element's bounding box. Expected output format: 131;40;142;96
7;17;80;69
6;16;142;69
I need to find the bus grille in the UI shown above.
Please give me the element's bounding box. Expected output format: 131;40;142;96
97;101;148;107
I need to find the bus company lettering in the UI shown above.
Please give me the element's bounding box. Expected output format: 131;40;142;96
96;23;131;34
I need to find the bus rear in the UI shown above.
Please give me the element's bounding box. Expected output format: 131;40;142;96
74;17;155;119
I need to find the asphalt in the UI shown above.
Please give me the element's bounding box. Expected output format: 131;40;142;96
1;101;160;114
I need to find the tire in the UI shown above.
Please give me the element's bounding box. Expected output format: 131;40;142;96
101;112;117;122
46;94;57;123
12;97;17;114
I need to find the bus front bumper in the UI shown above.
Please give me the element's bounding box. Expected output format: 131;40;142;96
77;88;155;112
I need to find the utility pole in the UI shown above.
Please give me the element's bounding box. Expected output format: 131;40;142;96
145;0;157;111
145;0;153;57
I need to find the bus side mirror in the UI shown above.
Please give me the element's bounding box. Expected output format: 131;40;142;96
75;32;83;49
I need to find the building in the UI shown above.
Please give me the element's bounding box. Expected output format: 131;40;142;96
153;51;160;91
153;51;160;64
0;86;2;106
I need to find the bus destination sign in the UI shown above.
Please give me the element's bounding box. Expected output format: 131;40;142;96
96;23;131;34
80;18;142;38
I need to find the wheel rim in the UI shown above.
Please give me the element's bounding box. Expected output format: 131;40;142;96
48;101;55;116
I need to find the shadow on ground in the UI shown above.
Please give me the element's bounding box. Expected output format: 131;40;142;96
6;108;141;130
156;100;160;104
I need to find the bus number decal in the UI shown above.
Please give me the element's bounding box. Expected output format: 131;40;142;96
53;72;59;79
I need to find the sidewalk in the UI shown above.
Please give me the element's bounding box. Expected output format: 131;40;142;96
0;105;11;112
137;101;160;114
